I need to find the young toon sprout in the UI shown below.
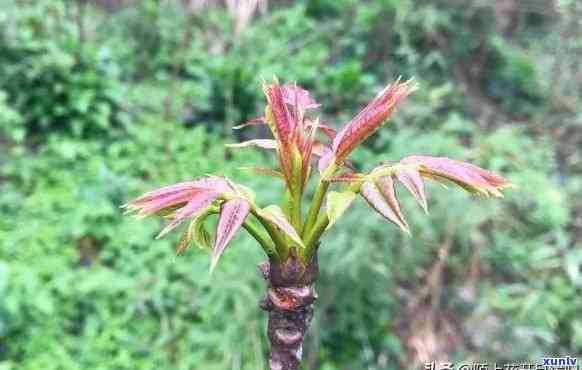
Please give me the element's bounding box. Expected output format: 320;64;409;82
123;78;511;370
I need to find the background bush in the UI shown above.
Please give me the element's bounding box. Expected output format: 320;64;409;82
1;0;581;369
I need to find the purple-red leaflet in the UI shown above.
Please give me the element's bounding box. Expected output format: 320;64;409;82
242;167;285;179
125;181;201;207
360;178;409;233
326;172;366;183
264;83;298;191
281;83;320;110
394;167;428;213
131;190;203;219
233;116;266;130
121;176;251;256
122;177;233;218
235;116;336;141
332;80;415;162
211;198;251;271
226;139;277;150
265;83;294;142
401;156;511;196
156;191;219;238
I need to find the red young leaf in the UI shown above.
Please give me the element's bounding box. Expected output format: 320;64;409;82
125;181;199;207
281;83;320;110
264;83;294;142
122;176;241;242
237;80;346;190
456;161;510;189
376;176;410;232
156;191;219;238
327;172;366;183
300;118;320;184
226;139;277;150
394;167;428;213
211;198;250;271
126;181;205;212
233;116;266;130
239;116;336;141
263;82;299;191
241;167;285;179
360;178;409;233
132;189;205;219
331;79;415;163
192;177;235;194
123;178;228;211
401;156;511;196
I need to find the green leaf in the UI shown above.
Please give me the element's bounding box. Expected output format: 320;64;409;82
258;205;304;247
326;190;356;229
189;210;214;251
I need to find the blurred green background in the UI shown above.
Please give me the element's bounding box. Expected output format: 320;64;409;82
1;0;581;369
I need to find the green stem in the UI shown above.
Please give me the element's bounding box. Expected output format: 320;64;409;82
251;208;289;259
291;188;303;232
304;215;329;259
302;163;337;238
301;180;329;238
284;189;303;232
243;219;278;261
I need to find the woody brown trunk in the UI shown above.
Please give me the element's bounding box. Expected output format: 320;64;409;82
259;252;319;370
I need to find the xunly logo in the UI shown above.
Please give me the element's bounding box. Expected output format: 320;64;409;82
542;356;578;366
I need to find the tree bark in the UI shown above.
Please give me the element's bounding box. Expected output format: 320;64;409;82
259;252;319;370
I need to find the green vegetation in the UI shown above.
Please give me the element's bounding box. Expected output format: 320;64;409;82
1;1;581;369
